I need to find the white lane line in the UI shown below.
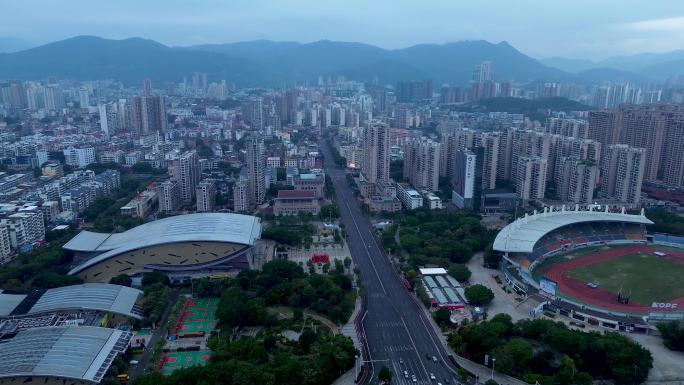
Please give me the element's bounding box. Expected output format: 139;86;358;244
400;316;430;380
339;189;387;295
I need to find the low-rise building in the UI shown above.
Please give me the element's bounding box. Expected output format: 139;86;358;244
423;191;443;210
397;183;423;210
274;190;320;216
292;173;325;198
120;190;158;218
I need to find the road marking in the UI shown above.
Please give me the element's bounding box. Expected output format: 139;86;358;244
339;186;387;295
399;316;430;379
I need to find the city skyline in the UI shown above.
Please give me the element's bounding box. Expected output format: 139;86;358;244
1;0;683;59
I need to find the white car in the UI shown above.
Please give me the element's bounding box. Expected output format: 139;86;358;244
432;355;438;362
411;375;417;382
403;371;409;379
429;373;436;380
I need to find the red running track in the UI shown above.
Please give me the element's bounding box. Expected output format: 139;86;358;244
540;244;684;315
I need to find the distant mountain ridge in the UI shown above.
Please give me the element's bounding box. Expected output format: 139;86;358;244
0;35;574;86
1;35;679;87
541;50;684;80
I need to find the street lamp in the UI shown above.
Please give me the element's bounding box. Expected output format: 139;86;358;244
491;357;496;380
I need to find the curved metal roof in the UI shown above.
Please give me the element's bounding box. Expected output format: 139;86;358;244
493;205;653;253
0;326;131;383
28;283;143;320
66;213;262;275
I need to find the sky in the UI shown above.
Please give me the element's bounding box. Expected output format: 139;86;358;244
2;0;684;59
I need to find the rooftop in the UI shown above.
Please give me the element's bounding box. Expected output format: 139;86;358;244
277;190;317;199
27;283;143;320
66;213;262;275
493;205;653;254
0;326;131;383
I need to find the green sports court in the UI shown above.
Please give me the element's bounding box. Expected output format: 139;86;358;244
159;351;211;375
176;297;219;336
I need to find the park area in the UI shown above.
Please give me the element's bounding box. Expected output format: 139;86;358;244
538;244;684;314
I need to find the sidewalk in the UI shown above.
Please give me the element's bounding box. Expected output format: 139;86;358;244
333;291;364;385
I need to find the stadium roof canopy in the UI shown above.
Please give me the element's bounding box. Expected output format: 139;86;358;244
0;291;26;316
27;283;143;320
0;326;131;383
65;213;262;274
493;206;653;254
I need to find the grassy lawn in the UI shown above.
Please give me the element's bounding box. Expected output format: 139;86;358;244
567;253;684;304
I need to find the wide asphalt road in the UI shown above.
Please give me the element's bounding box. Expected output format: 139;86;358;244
320;141;459;385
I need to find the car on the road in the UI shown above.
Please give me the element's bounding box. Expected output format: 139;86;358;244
425;353;431;360
399;358;404;365
432;355;438;362
411;374;417;382
429;373;436;380
403;370;409;379
437;383;443;385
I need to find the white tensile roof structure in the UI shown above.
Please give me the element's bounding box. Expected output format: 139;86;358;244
493;205;653;254
65;213;262;275
28;283;143;320
0;326;131;384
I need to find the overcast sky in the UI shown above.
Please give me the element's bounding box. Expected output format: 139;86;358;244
2;0;684;59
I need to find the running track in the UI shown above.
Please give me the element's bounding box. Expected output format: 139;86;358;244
540;244;684;314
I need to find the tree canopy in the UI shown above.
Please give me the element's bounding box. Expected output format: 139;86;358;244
464;284;494;306
396;209;494;267
452;315;653;384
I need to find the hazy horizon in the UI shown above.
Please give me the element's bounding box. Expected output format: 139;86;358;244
2;0;683;60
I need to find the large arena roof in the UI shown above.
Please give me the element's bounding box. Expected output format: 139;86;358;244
66;213;262;275
27;283;143;320
493;206;653;253
0;326;131;383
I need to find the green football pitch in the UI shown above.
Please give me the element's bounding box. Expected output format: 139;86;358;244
160;351;211;375
567;253;684;305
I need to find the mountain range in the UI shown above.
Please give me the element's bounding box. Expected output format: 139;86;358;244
541;50;684;80
0;35;682;87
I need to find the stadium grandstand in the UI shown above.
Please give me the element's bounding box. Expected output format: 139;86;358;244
0;326;131;385
0;283;143;341
494;205;652;276
65;213;262;283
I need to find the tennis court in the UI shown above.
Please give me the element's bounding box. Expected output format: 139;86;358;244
159;351;211;375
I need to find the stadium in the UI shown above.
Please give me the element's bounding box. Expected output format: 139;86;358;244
65;213;262;283
0;283;141;384
494;205;684;331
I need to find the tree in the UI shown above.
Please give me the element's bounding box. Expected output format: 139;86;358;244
319;203;340;220
142;271;170;286
109;274;132;287
433;308;452;326
378;366;393;384
343;257;352;272
448;264;472;282
299;329;318;353
657;321;684;351
464;284;495;306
